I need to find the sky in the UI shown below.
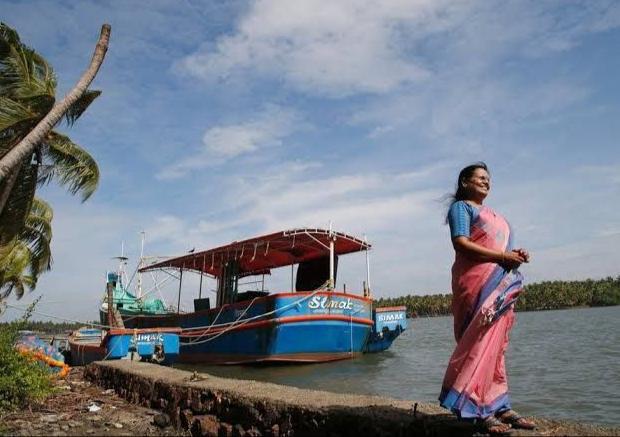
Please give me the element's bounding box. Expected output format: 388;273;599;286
1;0;619;322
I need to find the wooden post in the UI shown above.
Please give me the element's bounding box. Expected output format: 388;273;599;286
177;268;183;314
106;281;114;327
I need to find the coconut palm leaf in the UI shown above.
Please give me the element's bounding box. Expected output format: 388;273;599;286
0;197;52;299
0;161;37;247
1;21;55;103
64;89;101;126
0;240;35;300
0;44;56;100
0;96;39;134
0;22;22;54
20;197;53;274
40;131;99;200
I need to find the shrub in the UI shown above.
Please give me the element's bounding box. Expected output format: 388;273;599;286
0;321;54;412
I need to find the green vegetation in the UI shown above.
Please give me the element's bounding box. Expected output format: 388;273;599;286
376;276;620;317
0;303;54;413
0;319;89;334
0;22;100;300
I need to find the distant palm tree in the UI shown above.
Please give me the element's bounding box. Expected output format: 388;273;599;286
0;22;108;298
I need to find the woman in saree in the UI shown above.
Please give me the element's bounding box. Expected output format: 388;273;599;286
439;162;536;434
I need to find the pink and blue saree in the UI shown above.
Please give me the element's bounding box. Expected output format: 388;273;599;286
439;205;524;419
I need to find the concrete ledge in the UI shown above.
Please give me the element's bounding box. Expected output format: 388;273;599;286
84;361;619;436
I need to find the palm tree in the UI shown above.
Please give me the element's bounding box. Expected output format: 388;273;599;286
0;197;52;299
0;22;109;298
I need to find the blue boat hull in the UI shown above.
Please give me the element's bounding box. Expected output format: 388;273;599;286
180;319;372;364
69;328;181;366
123;291;381;364
365;306;408;353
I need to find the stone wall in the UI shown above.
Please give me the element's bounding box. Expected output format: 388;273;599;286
84;361;619;437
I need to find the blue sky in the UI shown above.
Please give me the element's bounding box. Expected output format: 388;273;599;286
2;0;619;322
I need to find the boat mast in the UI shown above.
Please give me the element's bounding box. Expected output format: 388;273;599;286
329;221;335;290
177;265;184;314
137;231;145;299
364;235;371;298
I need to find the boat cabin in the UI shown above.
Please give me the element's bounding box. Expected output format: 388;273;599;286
140;228;372;312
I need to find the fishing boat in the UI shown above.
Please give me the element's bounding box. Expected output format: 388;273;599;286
117;228;406;364
68;327;181;366
98;249;174;326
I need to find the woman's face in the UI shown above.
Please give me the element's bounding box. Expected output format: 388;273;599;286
464;168;491;201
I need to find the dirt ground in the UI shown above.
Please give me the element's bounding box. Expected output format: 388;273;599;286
0;367;185;436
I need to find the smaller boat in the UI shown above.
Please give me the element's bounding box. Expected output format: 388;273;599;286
16;331;70;378
364;306;408;352
68;327;181;366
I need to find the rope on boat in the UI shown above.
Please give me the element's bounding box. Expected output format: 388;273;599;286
184;298;239;345
179;283;329;346
182;297;262;345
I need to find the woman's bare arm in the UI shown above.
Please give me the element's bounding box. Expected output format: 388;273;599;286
452;236;526;269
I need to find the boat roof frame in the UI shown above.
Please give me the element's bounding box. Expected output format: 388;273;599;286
139;228;370;278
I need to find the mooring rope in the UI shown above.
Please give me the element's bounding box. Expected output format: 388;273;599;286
179;283;330;346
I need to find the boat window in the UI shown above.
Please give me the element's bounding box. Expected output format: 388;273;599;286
296;255;337;291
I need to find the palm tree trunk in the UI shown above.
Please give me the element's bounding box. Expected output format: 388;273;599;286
0;24;111;188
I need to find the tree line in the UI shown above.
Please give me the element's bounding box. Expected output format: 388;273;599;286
0;320;90;334
375;276;620;317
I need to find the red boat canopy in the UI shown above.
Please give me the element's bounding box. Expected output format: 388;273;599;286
139;228;370;277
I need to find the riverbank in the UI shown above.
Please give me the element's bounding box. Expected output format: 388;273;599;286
0;367;182;436
2;362;618;436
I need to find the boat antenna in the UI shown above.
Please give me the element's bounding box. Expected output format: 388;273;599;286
111;240;129;288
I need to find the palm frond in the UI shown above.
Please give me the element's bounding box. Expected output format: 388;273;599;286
0;22;22;58
20;197;53;274
0;240;32;299
64;89;101;126
28;197;53;222
0;161;37;246
42;131;99;200
0;34;56;100
0;96;37;135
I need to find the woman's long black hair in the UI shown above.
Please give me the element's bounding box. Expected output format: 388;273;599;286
445;161;489;223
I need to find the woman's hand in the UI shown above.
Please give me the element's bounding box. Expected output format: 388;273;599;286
501;250;528;270
514;248;530;263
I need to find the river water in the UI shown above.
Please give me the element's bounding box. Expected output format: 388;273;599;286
181;306;620;426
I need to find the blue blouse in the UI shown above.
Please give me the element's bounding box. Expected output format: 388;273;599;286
448;200;480;239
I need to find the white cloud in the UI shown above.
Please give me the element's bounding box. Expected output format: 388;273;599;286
157;105;302;179
177;1;620;98
142;160;449;296
177;0;435;96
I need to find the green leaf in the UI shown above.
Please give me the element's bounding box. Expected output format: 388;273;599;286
64;89;101;126
41;131;99;201
0;96;37;135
